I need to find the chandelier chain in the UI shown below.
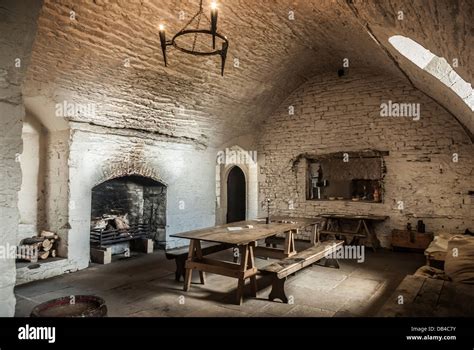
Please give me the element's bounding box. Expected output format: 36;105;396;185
192;12;203;51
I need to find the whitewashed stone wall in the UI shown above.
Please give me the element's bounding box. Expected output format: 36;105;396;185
0;100;23;314
17;113;46;242
17;124;217;284
43;130;70;257
258;71;474;246
0;0;41;315
67;125;216;266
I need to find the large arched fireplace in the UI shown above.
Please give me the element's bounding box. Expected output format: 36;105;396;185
90;175;166;263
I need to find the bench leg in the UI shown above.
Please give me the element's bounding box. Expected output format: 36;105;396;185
175;257;186;282
314;258;340;269
324;258;340;269
268;277;288;303
199;271;206;284
178;258;205;284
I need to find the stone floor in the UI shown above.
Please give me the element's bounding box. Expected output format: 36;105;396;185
15;247;425;317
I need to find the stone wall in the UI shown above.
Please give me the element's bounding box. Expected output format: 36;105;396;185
43;130;70;257
258;71;474;246
18;112;47;242
0;0;41;316
17;124;217;284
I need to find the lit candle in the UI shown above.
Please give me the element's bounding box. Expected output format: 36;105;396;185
210;1;218;49
158;24;167;66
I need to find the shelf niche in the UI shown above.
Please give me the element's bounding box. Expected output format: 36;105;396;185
303;150;388;203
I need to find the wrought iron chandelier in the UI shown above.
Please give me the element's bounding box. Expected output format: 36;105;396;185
158;0;229;76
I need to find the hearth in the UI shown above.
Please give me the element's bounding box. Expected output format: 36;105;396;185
90;223;150;249
90;175;166;263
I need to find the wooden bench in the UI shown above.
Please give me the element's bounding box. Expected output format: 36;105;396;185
166;242;233;281
260;240;344;303
377;274;474;316
265;236;316;248
265;220;320;247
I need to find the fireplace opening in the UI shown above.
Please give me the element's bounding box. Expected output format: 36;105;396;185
90;175;166;262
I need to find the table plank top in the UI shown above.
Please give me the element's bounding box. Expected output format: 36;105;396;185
270;216;325;225
170;217;320;245
320;213;388;221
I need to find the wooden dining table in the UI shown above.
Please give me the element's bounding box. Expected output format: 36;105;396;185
170;217;320;304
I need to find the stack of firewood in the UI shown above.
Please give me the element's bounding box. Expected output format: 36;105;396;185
19;231;59;261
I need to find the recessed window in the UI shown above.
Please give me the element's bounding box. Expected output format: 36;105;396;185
389;35;473;111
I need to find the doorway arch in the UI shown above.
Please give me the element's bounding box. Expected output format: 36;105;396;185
226;166;246;223
215;145;258;225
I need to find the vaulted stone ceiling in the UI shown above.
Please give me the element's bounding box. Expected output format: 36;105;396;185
23;0;472;146
350;0;473;137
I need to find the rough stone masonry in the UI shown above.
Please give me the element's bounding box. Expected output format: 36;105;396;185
0;0;473;317
0;0;42;316
258;71;474;246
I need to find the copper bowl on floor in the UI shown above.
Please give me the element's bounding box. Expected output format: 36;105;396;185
30;295;107;317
